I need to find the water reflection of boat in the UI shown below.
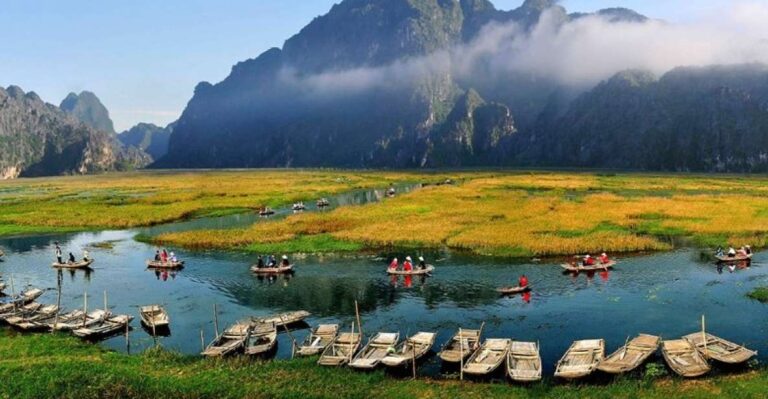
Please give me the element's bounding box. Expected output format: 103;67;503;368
554;339;605;379
597;334;660;374
439;327;482;364
381;332;436;368
297;324;339;356
506;341;542;382
683;332;757;364
661;339;710;377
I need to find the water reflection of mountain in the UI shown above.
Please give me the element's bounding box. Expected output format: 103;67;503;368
221;275;502;317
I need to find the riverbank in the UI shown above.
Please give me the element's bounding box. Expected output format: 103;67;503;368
0;332;765;399
154;172;768;257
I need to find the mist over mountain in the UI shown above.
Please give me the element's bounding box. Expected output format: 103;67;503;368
154;0;768;172
0;86;149;179
60;91;116;135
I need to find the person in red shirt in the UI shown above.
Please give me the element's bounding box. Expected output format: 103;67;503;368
583;254;595;266
403;256;413;272
389;257;399;270
518;274;528;288
599;252;610;264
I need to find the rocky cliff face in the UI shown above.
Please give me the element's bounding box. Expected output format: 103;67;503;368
0;85;148;178
60;91;116;134
117;122;173;161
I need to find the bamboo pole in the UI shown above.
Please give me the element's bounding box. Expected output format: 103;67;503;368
411;338;417;379
82;291;88;328
278;315;298;359
9;275;15;311
459;328;464;381
354;300;363;338
348;321;355;363
52;273;62;333
701;314;707;357
200;329;205;352
213;304;219;338
125;319;131;354
103;290;108;315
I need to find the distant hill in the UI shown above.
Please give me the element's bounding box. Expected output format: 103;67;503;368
0;85;148;179
117;122;173;161
60;91;115;134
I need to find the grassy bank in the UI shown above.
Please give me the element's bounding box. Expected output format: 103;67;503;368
156;172;768;256
1;332;766;399
0;170;443;235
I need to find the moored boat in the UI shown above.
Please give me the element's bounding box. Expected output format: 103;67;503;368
597;334;661;374
318;331;362;366
349;332;400;369
245;322;278;356
72;314;133;339
0;302;43;321
51;309;107;331
554;339;605;379
386;265;434;276
146;260;185;269
5;304;59;327
297;324;339;356
253;310;310;328
506;341;542;382
52;259;94;269
462;338;512;376
683;332;757;364
381;332;436;368
202;320;251;357
250;264;294;274
21;309;84;332
139;305;170;330
439;328;481;364
661;339;711;377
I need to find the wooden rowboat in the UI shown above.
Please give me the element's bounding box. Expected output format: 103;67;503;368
439;328;481;363
52;259;94;269
73;314;133;339
506;341;542;382
496;285;531;295
561;261;616;272
555;339;605;379
462;338;512;375
349;332;400;369
318;332;362;366
683;332;757;364
0;281;6;293
381;332;436;368
0;302;42;321
202;320;251;357
139;305;170;329
297;324;339;356
661;339;711;377
0;288;44;313
6;304;59;327
259;208;275;216
386;265;434;276
51;309;108;331
245;322;278;356
253;310;310;328
597;334;660;374
715;253;752;262
251;264;294;274
20;309;84;332
146;260;185;269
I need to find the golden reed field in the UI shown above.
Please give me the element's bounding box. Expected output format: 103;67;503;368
3;170;768;256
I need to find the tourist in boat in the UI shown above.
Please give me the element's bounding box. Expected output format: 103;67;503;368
281;255;290;267
55;243;63;264
161;249;169;263
268;255;277;267
583;254;595;266
745;245;753;255
256;255;265;269
170;252;177;263
68;252;76;263
83;250;90;262
599;252;610;264
418;256;427;270
389;257;399;270
154;250;161;262
403;256;413;272
519;274;528;288
727;247;737;257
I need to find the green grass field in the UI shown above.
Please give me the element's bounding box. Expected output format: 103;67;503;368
0;332;765;399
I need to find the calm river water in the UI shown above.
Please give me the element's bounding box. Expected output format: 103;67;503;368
1;186;766;378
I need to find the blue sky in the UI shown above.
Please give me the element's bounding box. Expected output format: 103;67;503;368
0;0;723;131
